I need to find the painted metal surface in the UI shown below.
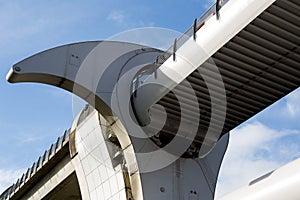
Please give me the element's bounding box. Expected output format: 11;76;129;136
219;158;300;200
3;0;300;199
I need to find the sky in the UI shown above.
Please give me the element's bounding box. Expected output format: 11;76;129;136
0;0;299;198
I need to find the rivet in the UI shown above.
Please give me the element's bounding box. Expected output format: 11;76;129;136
14;67;21;72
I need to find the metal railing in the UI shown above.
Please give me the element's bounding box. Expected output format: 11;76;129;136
155;0;229;65
132;0;229;96
0;129;71;200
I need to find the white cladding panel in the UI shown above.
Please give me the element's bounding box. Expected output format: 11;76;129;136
75;112;127;200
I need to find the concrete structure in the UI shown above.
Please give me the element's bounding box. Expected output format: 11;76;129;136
0;105;228;200
2;0;300;199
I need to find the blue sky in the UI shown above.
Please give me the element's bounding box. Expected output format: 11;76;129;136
0;0;299;198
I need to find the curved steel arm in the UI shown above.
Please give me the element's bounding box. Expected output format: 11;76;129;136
7;41;162;123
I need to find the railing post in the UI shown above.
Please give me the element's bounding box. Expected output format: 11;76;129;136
173;38;177;61
193;19;197;40
216;0;221;20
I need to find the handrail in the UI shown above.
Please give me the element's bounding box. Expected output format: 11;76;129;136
0;129;71;200
155;0;229;66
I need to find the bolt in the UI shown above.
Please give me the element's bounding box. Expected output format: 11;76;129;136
14;67;21;72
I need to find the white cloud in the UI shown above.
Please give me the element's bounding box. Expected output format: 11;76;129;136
107;11;125;24
106;10;155;29
0;168;25;194
216;122;300;198
286;89;300;117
